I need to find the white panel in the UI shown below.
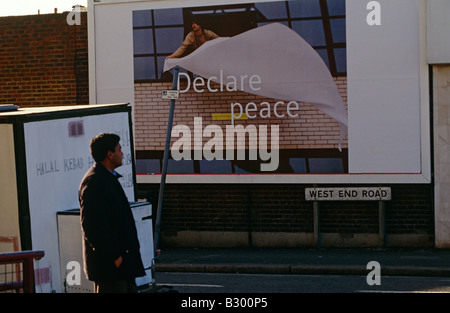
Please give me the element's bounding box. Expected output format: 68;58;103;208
130;203;154;287
90;0;430;182
347;0;423;173
427;0;450;64
24;112;133;293
0;124;21;252
93;4;135;105
57;203;153;293
57;212;94;293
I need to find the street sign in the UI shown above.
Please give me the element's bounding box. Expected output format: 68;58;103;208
305;187;391;201
162;90;179;100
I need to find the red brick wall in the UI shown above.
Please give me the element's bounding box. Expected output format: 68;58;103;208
134;75;434;248
137;183;434;248
1;13;433;248
0;12;88;107
134;77;348;151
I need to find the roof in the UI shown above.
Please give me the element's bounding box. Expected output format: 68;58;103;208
0;103;130;122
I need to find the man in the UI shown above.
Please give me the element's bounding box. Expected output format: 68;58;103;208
167;19;219;59
79;133;145;293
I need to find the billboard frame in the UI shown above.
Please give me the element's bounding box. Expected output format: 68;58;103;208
87;0;431;184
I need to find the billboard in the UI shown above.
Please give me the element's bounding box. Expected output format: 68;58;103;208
88;0;430;183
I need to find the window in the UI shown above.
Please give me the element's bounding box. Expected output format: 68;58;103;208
135;149;348;174
133;0;346;81
132;9;184;81
68;121;84;137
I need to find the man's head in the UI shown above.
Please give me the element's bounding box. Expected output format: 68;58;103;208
90;133;123;170
192;20;202;32
190;16;204;32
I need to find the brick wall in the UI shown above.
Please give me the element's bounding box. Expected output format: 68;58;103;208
134;77;348;151
0;10;436;249
138;183;434;248
135;75;434;248
0;12;88;107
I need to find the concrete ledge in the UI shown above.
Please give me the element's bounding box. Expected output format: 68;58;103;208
155;264;450;277
160;231;434;248
156;264;206;273
381;266;450;277
290;265;367;275
205;264;291;275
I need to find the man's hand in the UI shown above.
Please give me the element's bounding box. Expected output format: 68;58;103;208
114;256;123;268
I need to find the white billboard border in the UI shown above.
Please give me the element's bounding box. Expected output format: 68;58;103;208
87;0;431;184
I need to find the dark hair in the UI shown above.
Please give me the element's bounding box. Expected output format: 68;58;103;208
190;16;203;28
90;133;120;163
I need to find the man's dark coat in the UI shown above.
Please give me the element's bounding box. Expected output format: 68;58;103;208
79;163;145;282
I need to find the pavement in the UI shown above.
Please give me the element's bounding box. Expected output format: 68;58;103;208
154;247;450;277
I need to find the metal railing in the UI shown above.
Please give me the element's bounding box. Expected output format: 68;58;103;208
0;250;45;293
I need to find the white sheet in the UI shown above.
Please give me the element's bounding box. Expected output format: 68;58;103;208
164;23;348;149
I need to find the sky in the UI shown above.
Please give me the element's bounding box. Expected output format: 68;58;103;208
0;0;88;17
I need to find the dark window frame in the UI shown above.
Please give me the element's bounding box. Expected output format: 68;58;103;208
133;0;346;82
135;149;348;174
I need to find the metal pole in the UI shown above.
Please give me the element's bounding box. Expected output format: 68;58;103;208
313;201;321;248
378;200;385;248
154;67;179;252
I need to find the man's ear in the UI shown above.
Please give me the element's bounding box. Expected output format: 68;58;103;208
106;150;114;160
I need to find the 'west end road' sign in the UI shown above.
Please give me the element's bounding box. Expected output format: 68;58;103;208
305;187;391;201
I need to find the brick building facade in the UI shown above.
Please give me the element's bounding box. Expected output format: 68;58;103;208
0;12;88;107
136;183;434;248
133;60;434;248
2;5;447;249
129;1;435;248
134;77;348;152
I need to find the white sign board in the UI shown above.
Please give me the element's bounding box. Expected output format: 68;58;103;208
24;111;133;293
89;0;430;184
161;90;179;100
305;187;391;201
